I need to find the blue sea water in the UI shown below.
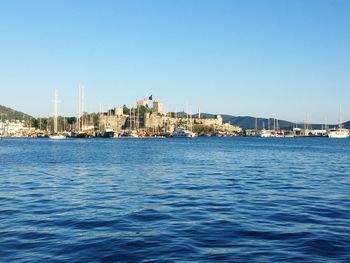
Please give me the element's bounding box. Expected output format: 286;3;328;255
0;137;350;262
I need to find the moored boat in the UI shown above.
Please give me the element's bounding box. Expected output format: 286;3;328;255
328;106;349;138
328;128;349;138
172;128;196;138
49;134;66;140
102;128;115;138
121;129;139;138
260;129;274;137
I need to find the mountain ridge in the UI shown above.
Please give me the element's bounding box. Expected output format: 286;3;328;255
196;113;350;129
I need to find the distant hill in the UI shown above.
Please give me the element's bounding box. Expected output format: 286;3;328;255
0;105;33;121
226;116;295;130
194;113;293;129
195;113;348;130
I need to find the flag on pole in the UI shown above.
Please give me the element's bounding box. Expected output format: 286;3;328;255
148;95;153;100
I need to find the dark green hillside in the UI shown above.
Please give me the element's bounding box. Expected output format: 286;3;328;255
0;105;33;121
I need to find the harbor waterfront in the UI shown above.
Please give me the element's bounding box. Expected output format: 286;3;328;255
1;96;349;139
1;90;349;139
0;137;349;262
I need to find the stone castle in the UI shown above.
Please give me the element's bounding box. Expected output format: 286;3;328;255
99;99;241;134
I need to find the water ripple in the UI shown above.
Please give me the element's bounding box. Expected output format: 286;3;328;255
0;138;350;262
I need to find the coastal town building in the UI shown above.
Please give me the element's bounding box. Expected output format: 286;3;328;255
0;120;35;137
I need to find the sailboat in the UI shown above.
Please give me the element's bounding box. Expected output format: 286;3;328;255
49;89;66;140
328;106;349;138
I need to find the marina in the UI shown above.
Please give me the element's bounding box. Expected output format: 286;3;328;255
1;90;349;139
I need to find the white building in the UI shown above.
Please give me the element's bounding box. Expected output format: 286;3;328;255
0;120;34;137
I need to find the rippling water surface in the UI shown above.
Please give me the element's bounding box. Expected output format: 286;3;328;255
0;137;350;262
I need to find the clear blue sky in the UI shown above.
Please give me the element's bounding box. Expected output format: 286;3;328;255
0;0;349;123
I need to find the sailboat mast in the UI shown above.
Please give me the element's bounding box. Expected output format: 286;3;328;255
255;117;258;130
78;85;81;132
189;106;192;132
137;104;139;131
186;103;189;130
339;105;343;129
53;88;59;134
82;86;85;130
175;107;178;129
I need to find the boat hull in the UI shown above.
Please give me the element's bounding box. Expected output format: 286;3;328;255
328;129;349;138
49;135;66;140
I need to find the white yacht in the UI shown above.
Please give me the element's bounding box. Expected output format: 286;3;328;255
328;128;349;138
102;128;115;138
49;134;66;140
275;130;285;137
328;106;349;138
172;128;196;138
260;129;274;137
122;129;139;138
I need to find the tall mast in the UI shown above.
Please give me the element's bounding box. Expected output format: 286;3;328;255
137;103;139;131
47;113;49;132
186;103;189;130
52;88;60;134
190;106;192;132
339;105;343;129
255;117;258;130
108;104;112;128
78;84;81;131
175;107;177;129
99;103;102;133
82;85;85;130
133;108;136;131
78;84;85;131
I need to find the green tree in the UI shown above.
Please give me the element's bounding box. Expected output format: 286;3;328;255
123;105;130;115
